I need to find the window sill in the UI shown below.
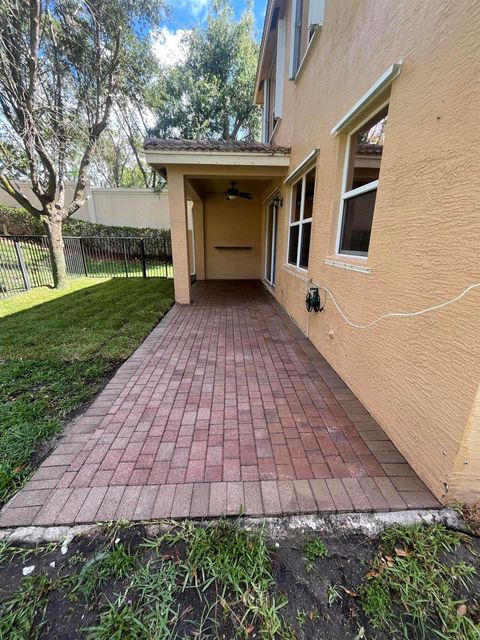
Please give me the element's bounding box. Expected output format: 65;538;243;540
324;256;372;274
282;263;310;281
290;27;320;83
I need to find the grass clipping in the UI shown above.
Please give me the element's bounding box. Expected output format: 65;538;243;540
360;523;479;639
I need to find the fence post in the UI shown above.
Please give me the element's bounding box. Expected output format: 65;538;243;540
163;238;168;278
123;240;129;277
79;237;88;276
13;236;32;291
141;238;147;278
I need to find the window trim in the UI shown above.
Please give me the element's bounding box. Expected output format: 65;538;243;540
264;194;279;287
331;63;401;135
284;148;320;184
287;167;315;271
290;0;303;78
262;58;277;143
274;18;286;119
289;0;324;81
335;100;389;259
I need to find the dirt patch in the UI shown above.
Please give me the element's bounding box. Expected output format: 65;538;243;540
0;521;478;639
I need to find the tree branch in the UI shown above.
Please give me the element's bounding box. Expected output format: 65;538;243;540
0;172;42;217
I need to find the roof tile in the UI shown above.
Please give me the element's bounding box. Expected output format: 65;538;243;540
144;137;290;155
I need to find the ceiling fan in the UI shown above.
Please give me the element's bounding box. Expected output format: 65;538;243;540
219;181;253;200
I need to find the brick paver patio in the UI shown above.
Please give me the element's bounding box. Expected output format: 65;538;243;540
0;280;439;527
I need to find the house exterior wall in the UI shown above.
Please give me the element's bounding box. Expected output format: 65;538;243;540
204;196;263;280
257;0;480;502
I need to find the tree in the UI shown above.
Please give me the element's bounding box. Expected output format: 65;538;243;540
89;114;160;189
0;0;165;287
149;0;261;142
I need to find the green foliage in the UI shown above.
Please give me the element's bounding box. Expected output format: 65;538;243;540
155;520;289;639
0;575;53;640
87;560;182;640
0;0;166;217
303;537;328;572
0;204;170;239
150;0;261;141
75;544;135;598
0;277;174;506
360;524;480;639
326;584;343;607
86;600;151;640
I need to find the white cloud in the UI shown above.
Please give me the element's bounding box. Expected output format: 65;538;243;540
177;0;209;19
152;27;190;66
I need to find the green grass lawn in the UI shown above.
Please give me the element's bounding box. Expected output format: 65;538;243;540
0;277;174;507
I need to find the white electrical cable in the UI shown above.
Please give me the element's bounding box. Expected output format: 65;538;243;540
303;281;480;330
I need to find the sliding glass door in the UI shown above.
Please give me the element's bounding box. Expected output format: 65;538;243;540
265;199;278;286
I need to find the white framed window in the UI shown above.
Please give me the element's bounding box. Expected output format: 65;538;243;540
262;19;285;142
336;103;388;257
289;0;324;79
262;70;276;143
287;167;316;269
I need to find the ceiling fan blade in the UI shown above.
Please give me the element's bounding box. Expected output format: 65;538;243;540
238;193;253;199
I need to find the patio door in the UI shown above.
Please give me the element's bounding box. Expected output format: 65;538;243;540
265;199;278;286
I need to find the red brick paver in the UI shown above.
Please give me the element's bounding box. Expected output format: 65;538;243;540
0;281;440;526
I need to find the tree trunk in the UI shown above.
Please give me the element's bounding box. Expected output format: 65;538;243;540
43;217;68;288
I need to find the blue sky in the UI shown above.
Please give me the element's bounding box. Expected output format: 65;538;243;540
165;0;265;33
153;1;266;64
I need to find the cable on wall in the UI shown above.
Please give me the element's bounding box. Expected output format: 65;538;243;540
300;280;480;330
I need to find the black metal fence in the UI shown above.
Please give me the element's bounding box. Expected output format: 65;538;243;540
0;235;172;299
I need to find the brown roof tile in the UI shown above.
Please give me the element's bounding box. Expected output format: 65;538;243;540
144;138;290;155
357;143;383;155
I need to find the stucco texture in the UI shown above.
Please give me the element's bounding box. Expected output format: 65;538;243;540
203;195;263;280
266;0;480;502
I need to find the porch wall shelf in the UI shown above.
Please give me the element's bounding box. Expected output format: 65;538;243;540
214;246;252;250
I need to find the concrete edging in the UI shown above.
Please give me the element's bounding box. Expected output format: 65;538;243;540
0;508;464;545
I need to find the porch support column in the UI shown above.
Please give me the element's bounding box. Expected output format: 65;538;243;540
192;200;205;280
168;169;191;304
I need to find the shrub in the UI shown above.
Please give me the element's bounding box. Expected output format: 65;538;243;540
0;204;170;239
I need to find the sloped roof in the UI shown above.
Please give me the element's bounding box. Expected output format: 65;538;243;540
144;138;290;155
357;143;383;155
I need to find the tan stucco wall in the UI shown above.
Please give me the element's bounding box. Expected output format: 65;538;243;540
264;0;480;502
203;195;263;280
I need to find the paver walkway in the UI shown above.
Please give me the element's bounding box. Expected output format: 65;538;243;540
0;280;439;527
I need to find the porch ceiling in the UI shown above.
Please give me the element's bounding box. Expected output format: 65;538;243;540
189;177;272;199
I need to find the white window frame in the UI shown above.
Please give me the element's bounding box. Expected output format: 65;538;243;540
335;100;389;259
274;18;285;119
264;197;279;286
289;0;324;80
287;168;315;270
262;77;271;143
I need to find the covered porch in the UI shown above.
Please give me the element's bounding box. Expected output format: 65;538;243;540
144;139;291;303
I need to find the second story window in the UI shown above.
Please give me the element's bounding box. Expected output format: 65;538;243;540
288;167;316;269
290;0;324;79
262;17;286;143
264;63;277;142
